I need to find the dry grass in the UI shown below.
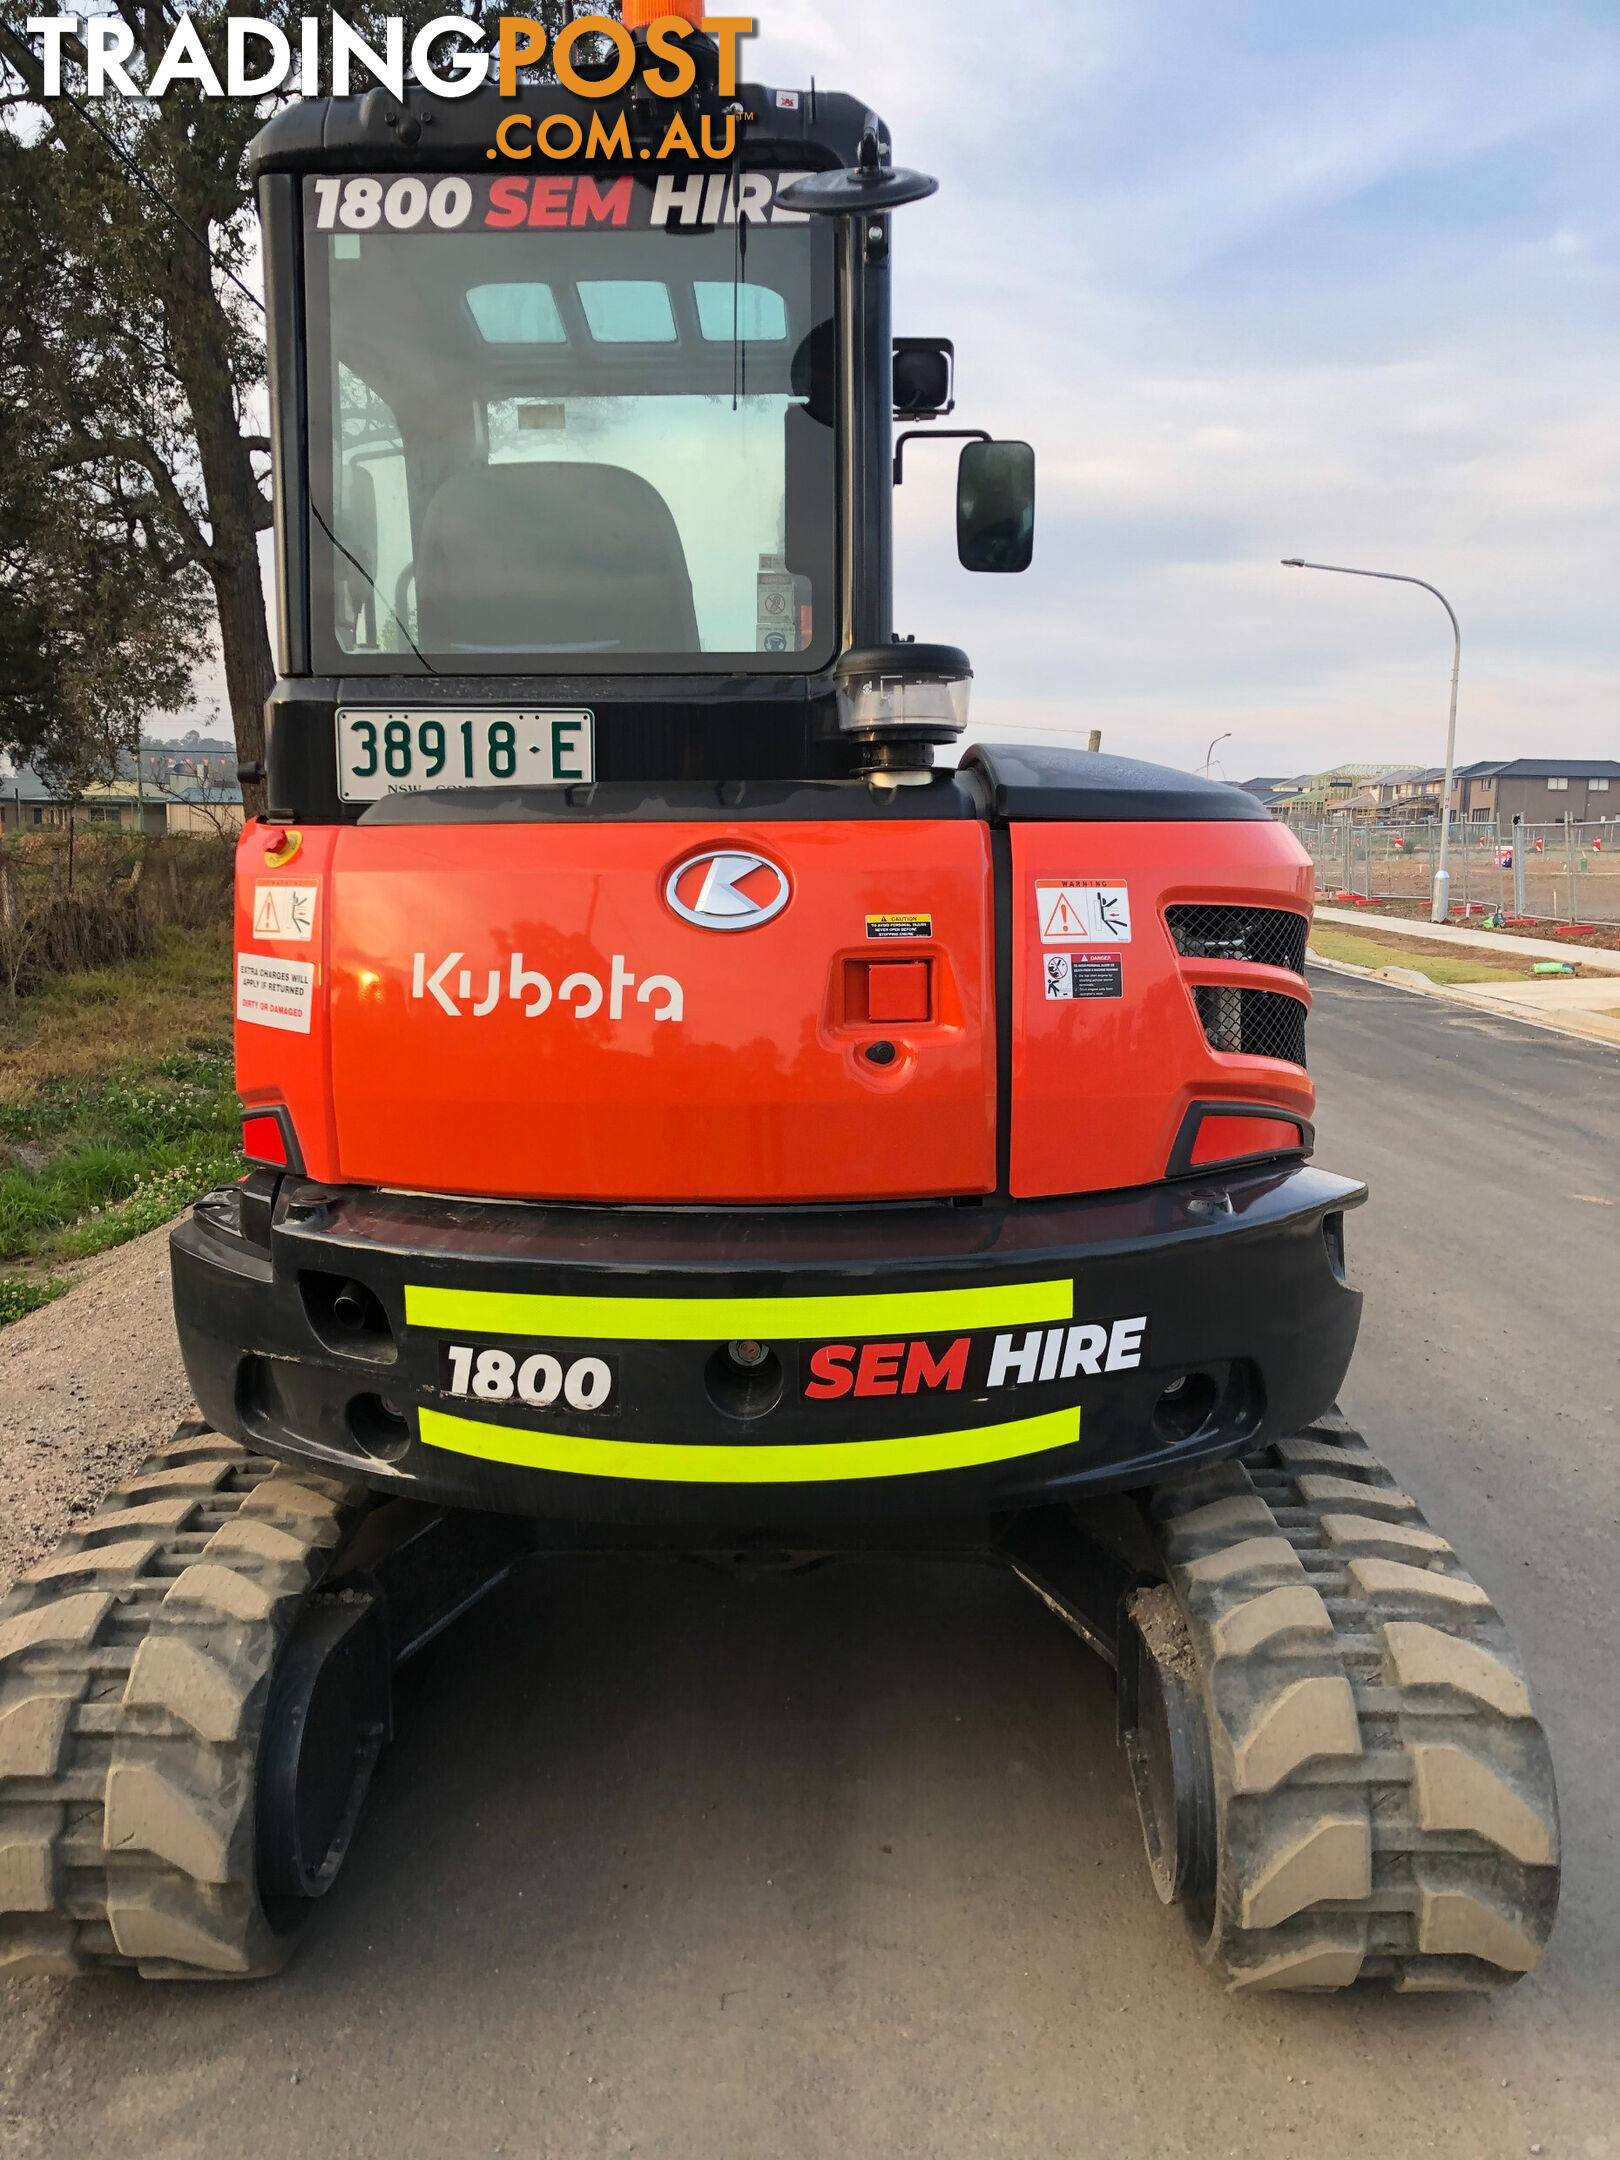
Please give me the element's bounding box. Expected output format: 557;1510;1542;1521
0;923;233;1103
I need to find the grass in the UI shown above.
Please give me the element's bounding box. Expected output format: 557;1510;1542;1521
0;1275;68;1326
1309;925;1529;986
0;926;240;1326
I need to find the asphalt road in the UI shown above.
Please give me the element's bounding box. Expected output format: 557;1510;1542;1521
3;971;1618;2160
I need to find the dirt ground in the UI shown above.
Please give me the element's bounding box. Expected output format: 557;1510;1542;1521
0;1226;194;1597
1318;891;1620;951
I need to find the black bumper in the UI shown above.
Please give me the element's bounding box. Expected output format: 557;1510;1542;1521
170;1165;1365;1538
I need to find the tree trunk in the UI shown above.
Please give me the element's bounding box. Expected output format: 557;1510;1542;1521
204;540;273;822
162;242;273;822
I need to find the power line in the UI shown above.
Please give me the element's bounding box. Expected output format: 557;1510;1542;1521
10;35;438;674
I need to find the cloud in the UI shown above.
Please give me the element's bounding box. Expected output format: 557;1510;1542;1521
748;0;1620;772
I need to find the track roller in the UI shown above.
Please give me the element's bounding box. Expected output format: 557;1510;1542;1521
1117;1408;1560;1991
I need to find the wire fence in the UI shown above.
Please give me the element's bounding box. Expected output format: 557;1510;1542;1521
0;828;234;999
1293;820;1620;927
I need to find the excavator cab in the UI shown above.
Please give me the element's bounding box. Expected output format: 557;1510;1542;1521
0;20;1558;1998
258;61;1029;805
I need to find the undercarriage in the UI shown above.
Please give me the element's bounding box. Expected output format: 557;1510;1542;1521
0;1409;1557;1989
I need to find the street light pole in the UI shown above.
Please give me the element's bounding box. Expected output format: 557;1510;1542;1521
1202;732;1232;777
1282;559;1462;923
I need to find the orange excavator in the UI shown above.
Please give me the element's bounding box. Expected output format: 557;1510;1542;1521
0;7;1557;1991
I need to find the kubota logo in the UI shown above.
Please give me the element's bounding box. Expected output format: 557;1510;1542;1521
665;851;791;932
411;953;684;1023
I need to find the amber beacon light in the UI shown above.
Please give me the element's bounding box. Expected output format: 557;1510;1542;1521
621;0;709;26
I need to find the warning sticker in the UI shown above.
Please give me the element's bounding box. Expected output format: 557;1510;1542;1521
867;914;933;941
1036;882;1132;945
237;954;315;1035
252;884;317;943
1045;953;1124;1001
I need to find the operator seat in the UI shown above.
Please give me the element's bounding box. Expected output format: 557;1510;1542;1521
416;462;701;654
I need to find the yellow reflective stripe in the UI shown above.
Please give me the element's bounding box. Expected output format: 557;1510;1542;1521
405;1281;1072;1342
418;1405;1081;1485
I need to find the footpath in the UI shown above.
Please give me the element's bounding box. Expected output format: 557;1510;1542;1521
1310;907;1620;1049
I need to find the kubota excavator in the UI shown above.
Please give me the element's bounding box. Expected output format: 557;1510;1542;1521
0;6;1558;1992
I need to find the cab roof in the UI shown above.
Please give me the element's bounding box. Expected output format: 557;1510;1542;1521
248;81;881;183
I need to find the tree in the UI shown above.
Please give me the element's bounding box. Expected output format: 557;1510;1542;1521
0;3;606;815
0;131;208;792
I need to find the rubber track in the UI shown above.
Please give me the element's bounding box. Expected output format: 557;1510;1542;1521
0;1426;370;1980
1148;1407;1560;1991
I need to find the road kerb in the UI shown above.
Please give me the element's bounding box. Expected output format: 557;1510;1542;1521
1307;953;1620;1050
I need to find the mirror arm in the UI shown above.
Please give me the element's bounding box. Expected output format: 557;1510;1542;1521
894;428;991;487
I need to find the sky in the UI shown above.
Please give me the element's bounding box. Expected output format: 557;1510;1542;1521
743;0;1620;780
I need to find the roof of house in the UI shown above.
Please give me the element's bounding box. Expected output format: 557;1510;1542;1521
1;759;240;806
161;782;243;804
1476;759;1620;780
1231;756;1620;807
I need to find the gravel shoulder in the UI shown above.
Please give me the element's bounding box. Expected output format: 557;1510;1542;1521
0;1224;195;1599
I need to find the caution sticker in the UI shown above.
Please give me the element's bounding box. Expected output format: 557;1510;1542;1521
1045;953;1124;1001
1036;881;1131;945
237;954;315;1035
253;884;317;942
867;913;933;941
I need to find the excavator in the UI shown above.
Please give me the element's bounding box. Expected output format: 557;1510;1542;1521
0;5;1558;1992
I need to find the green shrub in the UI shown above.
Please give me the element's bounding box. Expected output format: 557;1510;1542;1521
0;1276;68;1325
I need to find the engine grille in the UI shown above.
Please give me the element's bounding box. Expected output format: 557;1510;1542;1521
1193;987;1308;1068
1167;905;1308;975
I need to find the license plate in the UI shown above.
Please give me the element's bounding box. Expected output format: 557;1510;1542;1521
337;709;594;802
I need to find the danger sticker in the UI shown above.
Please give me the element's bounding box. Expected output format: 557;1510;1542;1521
237;954;315;1035
1045;953;1124;1001
867;914;933;941
252;884;317;943
1037;882;1132;945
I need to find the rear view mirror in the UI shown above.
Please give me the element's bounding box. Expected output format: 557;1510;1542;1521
957;441;1035;574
